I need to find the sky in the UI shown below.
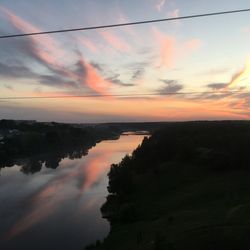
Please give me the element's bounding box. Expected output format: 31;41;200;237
0;0;250;123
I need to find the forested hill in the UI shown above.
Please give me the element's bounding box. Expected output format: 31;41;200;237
90;121;250;250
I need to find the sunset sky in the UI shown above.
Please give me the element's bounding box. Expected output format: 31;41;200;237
0;0;250;122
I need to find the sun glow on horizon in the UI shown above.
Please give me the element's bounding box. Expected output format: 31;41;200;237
1;1;250;122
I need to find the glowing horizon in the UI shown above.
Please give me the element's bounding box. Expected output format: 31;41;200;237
1;0;250;122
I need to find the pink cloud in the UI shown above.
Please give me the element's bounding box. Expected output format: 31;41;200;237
182;39;202;56
0;6;78;82
117;12;142;43
0;7;64;66
152;27;176;67
77;58;112;94
6;148;112;239
99;30;131;52
80;152;111;192
1;7;114;94
152;27;202;68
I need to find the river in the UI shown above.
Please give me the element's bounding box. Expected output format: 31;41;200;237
0;134;145;250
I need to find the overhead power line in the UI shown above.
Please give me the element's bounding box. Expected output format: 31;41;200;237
0;91;246;100
0;8;250;39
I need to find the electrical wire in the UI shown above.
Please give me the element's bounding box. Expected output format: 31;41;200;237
0;8;250;39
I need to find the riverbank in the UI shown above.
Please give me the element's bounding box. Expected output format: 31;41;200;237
89;121;250;250
0;120;165;173
0;133;146;250
0;120;120;172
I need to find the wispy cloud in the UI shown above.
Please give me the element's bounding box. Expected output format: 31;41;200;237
182;39;202;55
201;67;229;76
152;27;175;67
131;69;145;80
168;8;179;18
0;61;36;78
77;36;99;54
4;84;14;90
158;79;183;93
227;59;250;88
0;7;65;67
152;27;202;68
0;6;116;94
99;30;131;52
156;0;166;12
75;56;112;94
106;73;134;87
207;83;228;90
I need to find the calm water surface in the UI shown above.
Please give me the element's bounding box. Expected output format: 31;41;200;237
0;134;145;250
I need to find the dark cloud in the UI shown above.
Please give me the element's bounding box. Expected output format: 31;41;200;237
39;75;79;89
117;96;155;100
196;92;232;100
0;35;53;72
207;83;227;90
131;68;145;80
90;62;103;72
0;60;80;89
158;79;183;93
106;74;134;87
4;84;13;90
201;68;229;76
0;26;86;90
0;61;36;78
74;59;87;78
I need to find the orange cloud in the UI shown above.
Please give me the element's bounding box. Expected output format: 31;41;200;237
99;30;131;52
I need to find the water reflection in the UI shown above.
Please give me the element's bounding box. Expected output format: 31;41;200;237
0;134;145;250
1;147;88;174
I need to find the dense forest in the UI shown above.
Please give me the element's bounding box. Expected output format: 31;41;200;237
89;121;250;250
